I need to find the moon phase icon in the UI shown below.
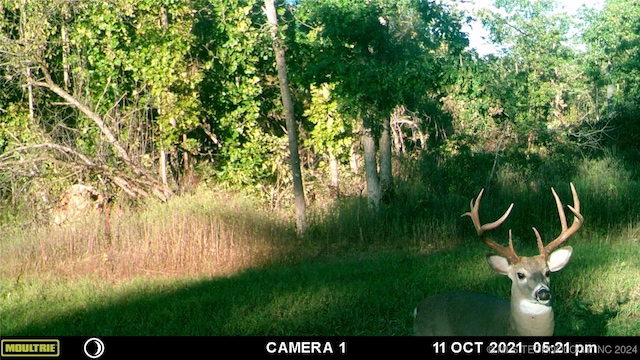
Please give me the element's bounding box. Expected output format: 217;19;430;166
83;338;105;359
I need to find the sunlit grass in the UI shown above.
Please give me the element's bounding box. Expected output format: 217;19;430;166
554;239;640;336
0;190;300;281
2;240;638;336
1;152;639;336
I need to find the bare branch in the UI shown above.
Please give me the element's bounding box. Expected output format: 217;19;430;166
28;69;134;170
0;143;94;166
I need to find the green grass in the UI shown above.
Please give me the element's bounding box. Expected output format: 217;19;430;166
2;238;638;336
1;152;639;336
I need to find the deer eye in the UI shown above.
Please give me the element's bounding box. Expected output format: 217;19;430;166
545;270;551;277
517;272;526;280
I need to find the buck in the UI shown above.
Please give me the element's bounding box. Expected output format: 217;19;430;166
413;183;583;336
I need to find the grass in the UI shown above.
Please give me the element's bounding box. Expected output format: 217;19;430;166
1;191;300;280
2;242;638;336
1;152;639;336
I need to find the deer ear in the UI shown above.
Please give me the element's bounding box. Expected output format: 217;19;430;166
548;246;573;272
486;255;510;275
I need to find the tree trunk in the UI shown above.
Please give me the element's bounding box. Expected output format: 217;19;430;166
26;68;34;121
158;6;170;187
159;149;168;186
379;115;393;201
350;144;359;175
329;151;339;189
182;134;190;174
19;2;34;120
61;3;71;90
264;0;307;236
362;115;381;209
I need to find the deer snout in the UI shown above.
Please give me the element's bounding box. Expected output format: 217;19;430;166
535;287;551;302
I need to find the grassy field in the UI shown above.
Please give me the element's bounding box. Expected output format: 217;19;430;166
1;154;639;336
2;240;639;336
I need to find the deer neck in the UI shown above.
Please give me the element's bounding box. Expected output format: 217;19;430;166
508;290;555;336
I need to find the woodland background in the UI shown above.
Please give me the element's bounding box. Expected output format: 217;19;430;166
1;0;638;223
1;0;639;337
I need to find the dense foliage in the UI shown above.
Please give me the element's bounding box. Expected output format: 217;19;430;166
1;0;638;221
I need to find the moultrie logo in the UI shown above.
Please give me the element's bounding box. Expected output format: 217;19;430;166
1;339;60;357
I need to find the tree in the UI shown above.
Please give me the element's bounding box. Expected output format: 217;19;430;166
264;0;307;236
581;0;640;160
459;0;584;159
291;0;468;208
194;0;292;199
0;0;203;203
303;83;354;192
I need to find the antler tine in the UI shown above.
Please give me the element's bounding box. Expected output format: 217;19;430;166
542;182;583;257
462;189;518;263
462;188;484;235
551;186;568;233
532;226;544;255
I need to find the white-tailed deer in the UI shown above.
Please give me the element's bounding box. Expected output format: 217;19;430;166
414;183;583;336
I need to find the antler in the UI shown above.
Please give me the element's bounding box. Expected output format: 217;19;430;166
462;189;518;263
534;182;583;258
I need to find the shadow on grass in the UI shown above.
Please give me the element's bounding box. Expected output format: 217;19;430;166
7;239;634;336
6;252;409;336
6;250;492;336
558;303;619;336
5;148;640;337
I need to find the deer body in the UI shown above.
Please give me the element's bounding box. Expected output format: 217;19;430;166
414;184;582;336
414;292;511;336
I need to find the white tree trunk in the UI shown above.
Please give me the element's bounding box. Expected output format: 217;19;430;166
159;149;168;186
350;144;359;175
362;116;381;209
329;151;339;189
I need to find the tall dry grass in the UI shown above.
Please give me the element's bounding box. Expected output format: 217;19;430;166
1;190;300;280
4;151;640;284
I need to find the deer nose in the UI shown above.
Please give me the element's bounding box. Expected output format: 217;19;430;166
536;288;551;302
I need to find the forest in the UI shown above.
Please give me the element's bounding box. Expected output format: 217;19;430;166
1;0;639;338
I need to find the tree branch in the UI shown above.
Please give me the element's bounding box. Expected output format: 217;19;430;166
0;145;163;200
29;66;135;171
0;143;94;166
23;65;173;201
